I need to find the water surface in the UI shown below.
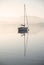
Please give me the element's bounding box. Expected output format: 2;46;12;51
0;24;44;65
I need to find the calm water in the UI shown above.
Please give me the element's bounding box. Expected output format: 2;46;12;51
0;24;44;65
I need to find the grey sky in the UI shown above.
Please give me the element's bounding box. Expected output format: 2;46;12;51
0;0;44;18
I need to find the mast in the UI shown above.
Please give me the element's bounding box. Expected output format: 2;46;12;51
24;4;25;27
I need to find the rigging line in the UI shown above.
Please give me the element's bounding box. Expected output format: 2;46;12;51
24;4;29;27
25;5;29;28
26;13;28;27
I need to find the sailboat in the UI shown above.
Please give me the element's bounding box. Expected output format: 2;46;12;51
18;4;29;33
18;4;29;56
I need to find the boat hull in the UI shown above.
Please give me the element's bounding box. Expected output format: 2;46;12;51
18;27;28;33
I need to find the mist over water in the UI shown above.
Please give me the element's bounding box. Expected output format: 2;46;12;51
0;0;44;64
0;23;44;65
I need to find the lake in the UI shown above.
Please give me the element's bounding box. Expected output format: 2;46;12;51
0;24;44;65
